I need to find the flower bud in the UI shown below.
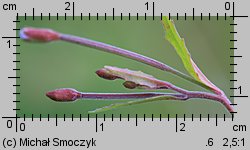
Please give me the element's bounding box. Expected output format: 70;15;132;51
96;68;119;80
46;88;80;101
123;81;137;89
20;27;60;42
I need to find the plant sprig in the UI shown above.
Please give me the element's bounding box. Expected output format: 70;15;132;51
20;16;233;113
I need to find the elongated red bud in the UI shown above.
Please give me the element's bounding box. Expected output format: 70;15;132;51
46;88;80;101
20;27;60;42
96;68;119;80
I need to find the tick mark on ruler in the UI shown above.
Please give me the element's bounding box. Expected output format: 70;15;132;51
56;114;58;126
96;114;99;132
8;76;20;78
230;95;248;97
136;114;138;126
230;103;237;106
175;114;178;132
192;8;195;20
32;8;34;20
215;114;218;126
13;101;20;102
2;37;20;39
152;2;155;20
230;79;237;81
230;55;242;58
112;8;115;20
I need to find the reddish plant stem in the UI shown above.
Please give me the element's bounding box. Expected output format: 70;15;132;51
186;91;233;112
46;88;187;101
81;90;233;112
59;33;212;92
151;79;233;112
78;92;186;100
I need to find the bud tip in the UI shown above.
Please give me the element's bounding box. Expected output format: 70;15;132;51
96;69;118;80
46;88;79;102
20;27;60;42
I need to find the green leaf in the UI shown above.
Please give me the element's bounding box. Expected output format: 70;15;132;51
88;95;177;113
96;66;168;89
161;16;222;94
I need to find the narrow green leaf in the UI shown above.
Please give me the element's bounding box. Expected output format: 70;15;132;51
161;16;222;94
162;16;197;79
88;95;177;113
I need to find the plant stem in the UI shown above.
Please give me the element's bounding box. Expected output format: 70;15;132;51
88;91;233;113
186;91;233;112
59;33;212;92
79;92;186;100
151;78;233;112
46;88;187;101
47;81;233;112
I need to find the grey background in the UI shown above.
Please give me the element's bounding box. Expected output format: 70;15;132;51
0;0;249;149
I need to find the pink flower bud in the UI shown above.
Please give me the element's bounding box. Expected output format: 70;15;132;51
20;27;60;42
46;88;80;101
